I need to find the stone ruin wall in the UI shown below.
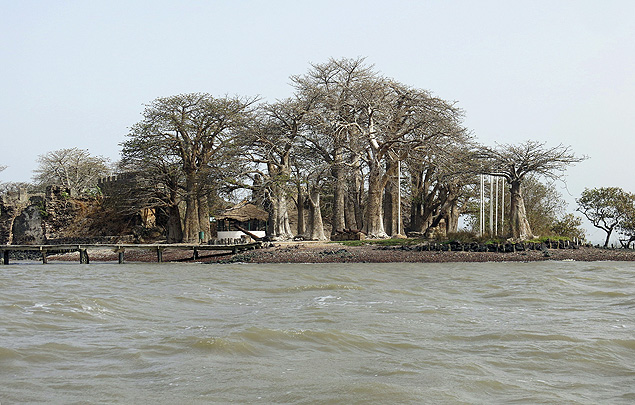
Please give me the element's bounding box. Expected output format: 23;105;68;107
0;186;81;245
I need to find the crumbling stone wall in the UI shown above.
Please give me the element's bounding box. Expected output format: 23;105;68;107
43;185;80;240
11;200;46;244
0;189;29;244
0;186;82;245
1;183;163;245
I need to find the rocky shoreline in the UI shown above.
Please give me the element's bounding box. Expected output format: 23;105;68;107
225;243;635;264
38;242;635;264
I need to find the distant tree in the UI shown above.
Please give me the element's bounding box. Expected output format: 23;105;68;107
577;187;635;247
550;213;586;241
521;176;566;236
480;141;585;240
32;148;111;196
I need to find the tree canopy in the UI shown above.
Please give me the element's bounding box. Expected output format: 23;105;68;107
577;187;635;247
479;141;585;239
89;58;594;243
32;148;111;196
121;93;257;242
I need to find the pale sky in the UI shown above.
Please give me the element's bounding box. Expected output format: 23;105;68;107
1;0;634;243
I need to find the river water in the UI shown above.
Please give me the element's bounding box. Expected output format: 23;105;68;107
1;261;633;404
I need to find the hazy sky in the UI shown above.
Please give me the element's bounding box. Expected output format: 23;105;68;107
1;0;633;242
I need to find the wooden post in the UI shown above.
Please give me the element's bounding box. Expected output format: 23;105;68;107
80;249;89;264
118;250;125;264
156;248;163;263
193;248;199;260
42;250;48;264
1;250;8;265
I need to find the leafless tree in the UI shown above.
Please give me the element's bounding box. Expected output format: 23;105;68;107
245;98;313;239
124;93;257;242
480;141;585;240
405;133;477;236
355;81;466;238
32;148;111;196
119;135;185;242
292;57;376;237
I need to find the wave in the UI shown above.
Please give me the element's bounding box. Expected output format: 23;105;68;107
0;346;21;361
190;337;261;356
445;332;586;344
259;284;364;294
235;327;421;354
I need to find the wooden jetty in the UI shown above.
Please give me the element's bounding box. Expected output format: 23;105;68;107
0;242;262;265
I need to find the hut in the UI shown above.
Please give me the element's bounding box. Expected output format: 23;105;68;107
215;201;268;241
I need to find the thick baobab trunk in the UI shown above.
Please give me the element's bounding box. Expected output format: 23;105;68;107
197;194;210;243
410;192;439;234
509;181;533;240
295;182;305;237
446;202;460;234
344;192;358;230
349;155;364;230
166;204;183;243
383;186;393;236
266;163;293;239
270;192;293;239
383;159;402;237
407;169;437;234
183;172;199;242
409;197;425;233
363;165;388;238
330;150;346;235
306;188;327;241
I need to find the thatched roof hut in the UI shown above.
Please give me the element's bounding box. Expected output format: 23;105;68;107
215;201;268;222
215;201;269;241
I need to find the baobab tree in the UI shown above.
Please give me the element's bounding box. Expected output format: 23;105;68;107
292;57;376;237
356;81;465;238
124;93;257;242
119;135;186;242
480;141;585;240
246;98;312;239
404;127;476;235
290;57;466;238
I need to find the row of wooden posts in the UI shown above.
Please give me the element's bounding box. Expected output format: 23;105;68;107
0;242;262;265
